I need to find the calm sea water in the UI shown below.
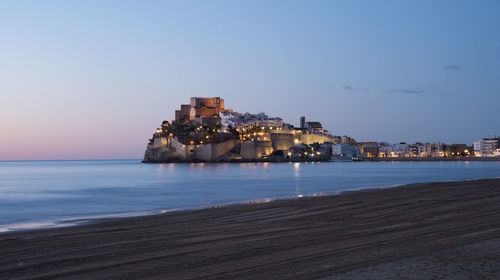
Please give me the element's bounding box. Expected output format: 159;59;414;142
1;160;499;232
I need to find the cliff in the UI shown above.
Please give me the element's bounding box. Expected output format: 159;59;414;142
142;146;186;163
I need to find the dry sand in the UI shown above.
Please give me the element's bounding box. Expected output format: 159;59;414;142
1;178;500;279
320;237;500;280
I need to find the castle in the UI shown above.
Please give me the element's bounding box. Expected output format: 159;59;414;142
143;97;335;163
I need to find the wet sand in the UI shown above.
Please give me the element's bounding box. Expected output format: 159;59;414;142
1;178;500;279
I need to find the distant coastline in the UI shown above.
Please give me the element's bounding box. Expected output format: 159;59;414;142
143;97;499;163
142;156;500;163
366;157;500;162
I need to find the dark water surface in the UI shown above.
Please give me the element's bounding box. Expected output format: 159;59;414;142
1;160;499;232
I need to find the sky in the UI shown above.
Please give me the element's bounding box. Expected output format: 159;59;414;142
1;0;499;160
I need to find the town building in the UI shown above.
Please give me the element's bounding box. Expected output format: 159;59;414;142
394;143;410;157
340;136;357;145
332;144;360;159
358;142;379;158
305;121;324;132
220;111;283;130
431;142;445;157
474;138;499;157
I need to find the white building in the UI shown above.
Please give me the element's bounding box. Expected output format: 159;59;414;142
473;139;499;157
220;111;238;131
431;142;445;157
332;144;360;158
220;111;283;131
393;143;410;157
378;143;394;157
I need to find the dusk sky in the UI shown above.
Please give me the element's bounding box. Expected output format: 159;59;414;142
1;0;499;160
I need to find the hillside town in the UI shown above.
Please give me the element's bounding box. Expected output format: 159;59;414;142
143;97;500;162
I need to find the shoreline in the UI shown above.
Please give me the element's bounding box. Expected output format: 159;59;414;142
142;157;332;163
1;176;496;234
142;157;500;163
367;156;500;161
2;178;500;279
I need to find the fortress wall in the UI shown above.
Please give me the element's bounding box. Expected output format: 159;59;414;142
193;140;238;161
241;142;257;160
171;137;187;159
271;133;294;151
153;136;170;148
212;140;238;160
269;129;298;135
195;144;212;161
255;141;274;158
300;133;333;145
186;144;196;160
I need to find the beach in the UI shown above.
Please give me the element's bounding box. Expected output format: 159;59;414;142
1;178;500;279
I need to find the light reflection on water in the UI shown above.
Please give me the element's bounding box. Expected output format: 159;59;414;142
0;160;499;231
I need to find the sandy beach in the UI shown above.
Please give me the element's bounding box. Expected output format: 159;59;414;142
1;178;500;279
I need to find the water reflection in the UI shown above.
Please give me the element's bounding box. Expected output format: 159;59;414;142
294;162;302;196
293;162;300;178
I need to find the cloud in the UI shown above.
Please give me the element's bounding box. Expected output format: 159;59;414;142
344;85;367;91
391;86;434;95
390;86;445;96
391;89;430;94
443;64;461;70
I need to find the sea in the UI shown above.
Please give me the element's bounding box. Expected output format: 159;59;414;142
1;160;499;232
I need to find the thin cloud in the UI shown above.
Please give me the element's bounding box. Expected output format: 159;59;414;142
391;86;434;95
391;89;430;94
344;85;367;91
390;86;445;96
443;64;461;70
